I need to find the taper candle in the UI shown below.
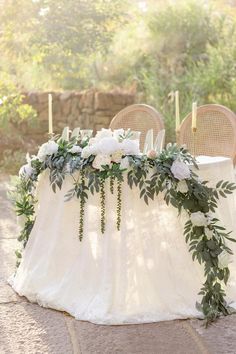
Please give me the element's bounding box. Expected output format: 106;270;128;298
192;102;197;131
48;93;53;134
175;91;180;131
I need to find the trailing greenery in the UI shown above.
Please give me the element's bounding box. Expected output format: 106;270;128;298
9;135;236;325
116;179;122;231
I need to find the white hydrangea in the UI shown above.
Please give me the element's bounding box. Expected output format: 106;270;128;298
37;141;59;161
218;250;231;269
176;180;188;194
97;137;120;155
92;154;111;170
19;164;34;179
95;128;113;141
190;211;208;227
81;145;98;158
69;145;82;154
120;139;140;155
170;159;191;180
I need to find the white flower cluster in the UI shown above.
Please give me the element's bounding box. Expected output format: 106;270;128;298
170;159;191;194
190;211;209;227
81;129;140;171
19;141;60;180
19;163;34;180
69;145;82;154
190;211;231;268
37;141;59;162
171;159;191;180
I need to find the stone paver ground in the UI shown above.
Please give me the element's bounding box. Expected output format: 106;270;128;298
0;175;235;354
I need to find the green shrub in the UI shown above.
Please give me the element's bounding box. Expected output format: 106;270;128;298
0;73;37;131
100;1;236;142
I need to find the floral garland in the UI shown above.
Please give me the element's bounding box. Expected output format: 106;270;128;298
10;128;236;325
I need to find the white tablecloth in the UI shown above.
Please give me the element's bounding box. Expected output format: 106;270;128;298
10;156;236;325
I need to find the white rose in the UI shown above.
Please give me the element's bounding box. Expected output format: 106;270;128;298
176;180;188;194
92;154;111;170
81;145;97;158
190;211;208;227
120;139;140;155
218;250;231;269
204;227;214;240
95;128;113;141
147;149;158;159
97;137;120;155
120;156;130;169
37;141;59;161
111;150;124;163
113;129;125;141
171;159;191;180
19;164;34;179
69;145;82;154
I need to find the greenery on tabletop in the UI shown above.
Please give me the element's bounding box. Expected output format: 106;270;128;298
9;135;236;325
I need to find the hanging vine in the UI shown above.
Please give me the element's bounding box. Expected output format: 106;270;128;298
116;179;122;231
110;175;115;194
100;178;106;234
78;170;86;241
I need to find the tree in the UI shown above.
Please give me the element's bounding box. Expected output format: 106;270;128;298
99;0;236;141
0;0;127;89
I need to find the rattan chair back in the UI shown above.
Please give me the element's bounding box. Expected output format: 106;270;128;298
177;104;236;163
109;104;164;150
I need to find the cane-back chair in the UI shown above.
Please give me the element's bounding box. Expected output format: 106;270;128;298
109;104;164;151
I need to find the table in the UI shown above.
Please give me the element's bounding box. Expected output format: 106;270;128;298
9;156;236;325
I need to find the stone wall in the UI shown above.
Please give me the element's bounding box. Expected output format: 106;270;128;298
21;89;135;145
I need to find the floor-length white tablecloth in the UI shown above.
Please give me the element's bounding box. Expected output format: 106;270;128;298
9;156;236;324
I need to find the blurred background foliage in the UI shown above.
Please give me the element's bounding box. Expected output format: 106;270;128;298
0;0;236;143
